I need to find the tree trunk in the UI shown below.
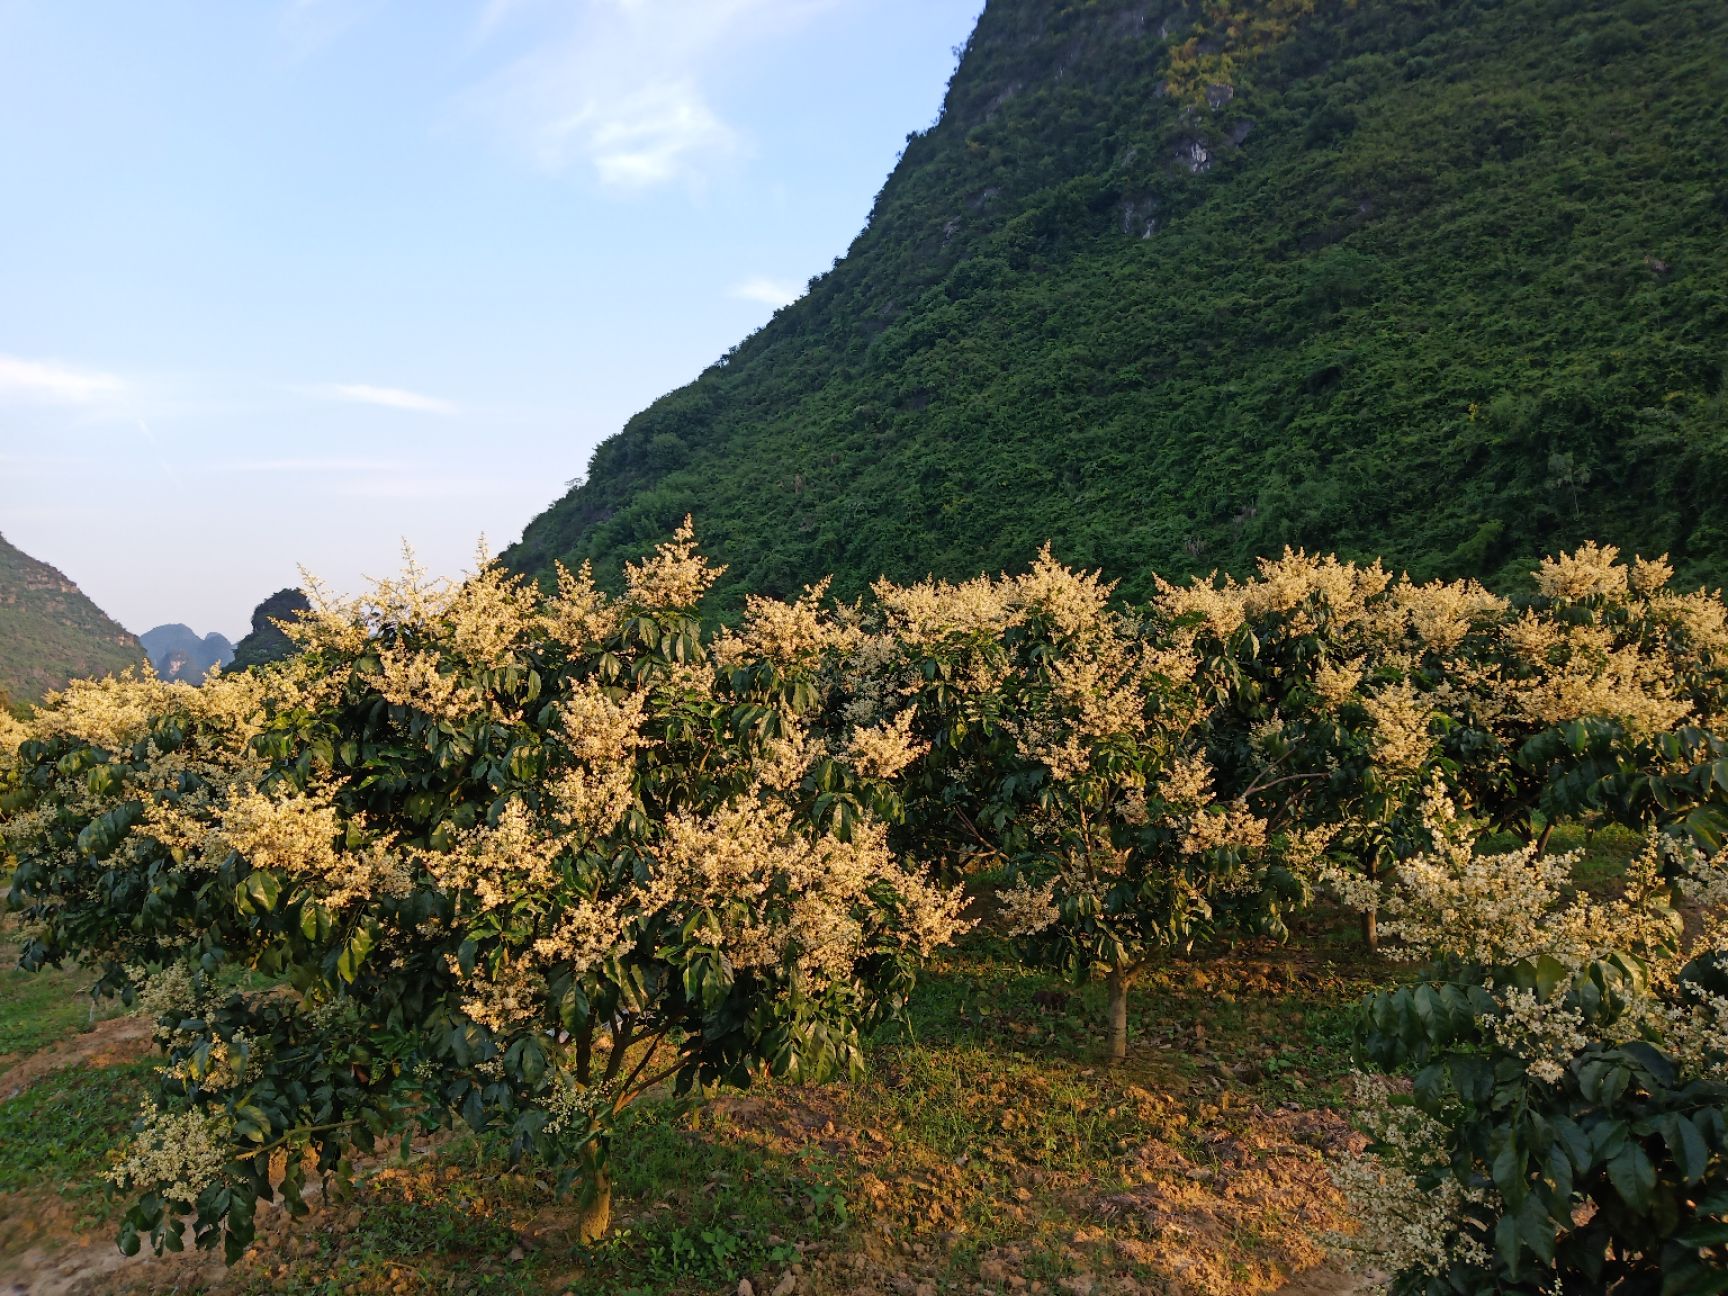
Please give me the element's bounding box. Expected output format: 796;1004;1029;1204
577;1143;612;1245
1362;858;1379;951
1106;966;1130;1065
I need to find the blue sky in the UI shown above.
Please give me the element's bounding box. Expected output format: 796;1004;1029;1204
0;0;984;639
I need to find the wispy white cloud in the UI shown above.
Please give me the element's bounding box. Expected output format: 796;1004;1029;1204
0;354;126;404
566;80;736;189
280;0;379;55
310;383;459;416
464;0;838;191
729;275;803;308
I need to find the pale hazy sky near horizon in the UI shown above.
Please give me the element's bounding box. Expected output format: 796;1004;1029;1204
0;0;985;640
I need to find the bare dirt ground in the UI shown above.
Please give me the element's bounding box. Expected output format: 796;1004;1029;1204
0;1015;152;1102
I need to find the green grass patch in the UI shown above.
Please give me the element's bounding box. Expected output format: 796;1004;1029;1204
0;1060;152;1219
0;952;118;1060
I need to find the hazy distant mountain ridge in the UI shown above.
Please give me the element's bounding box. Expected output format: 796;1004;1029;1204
504;0;1728;604
0;532;147;705
139;623;235;685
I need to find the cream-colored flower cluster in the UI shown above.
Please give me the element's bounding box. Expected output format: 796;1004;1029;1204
1363;681;1436;781
1010;637;1165;781
1241;549;1393;633
1500;614;1692;737
996;879;1059;937
1312;657;1364;708
1181;800;1269;856
1373;785;1681;970
443;553;542;670
107;1105;234;1210
221;785;411;910
1014;544;1119;639
624;516;724;610
1382;577;1508;654
127;961;206;1031
543;1071;619;1138
375;640;481;722
1645;985;1728;1084
871;572;1020;649
428;798;564;917
1489;988;1587;1085
652;801;968;986
450;953;549;1035
844;709;928;780
1330;1074;1493;1281
27;671;186;752
543;560;618;652
1535;540;1628;601
714;579;859;669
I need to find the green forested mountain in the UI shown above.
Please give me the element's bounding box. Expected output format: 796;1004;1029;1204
227;588;310;672
0;533;146;705
505;0;1728;603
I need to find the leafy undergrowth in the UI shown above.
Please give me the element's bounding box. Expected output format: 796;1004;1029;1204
0;834;1639;1295
0;936;1383;1296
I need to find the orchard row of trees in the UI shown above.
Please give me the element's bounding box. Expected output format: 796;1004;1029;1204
4;527;1728;1289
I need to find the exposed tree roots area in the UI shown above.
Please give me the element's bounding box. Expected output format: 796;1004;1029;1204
0;941;1384;1296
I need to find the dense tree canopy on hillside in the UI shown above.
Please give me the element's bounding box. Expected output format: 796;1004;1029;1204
504;0;1728;608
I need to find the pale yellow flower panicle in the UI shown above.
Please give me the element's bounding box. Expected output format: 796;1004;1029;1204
107;1106;234;1211
871;572;1019;647
624;516;725;610
1386;577;1507;653
1534;540;1628;601
1363;681;1436;780
0;706;27;759
1331;1074;1494;1279
31;671;184;751
844;709;928;780
714;578;858;669
1378;784;1676;971
1152;571;1247;640
1630;553;1675;597
376;641;482;722
997;878;1059;937
219;785;410;910
652;802;967;985
1180;800;1268;856
282;570;373;656
426;798;565;916
1241;548;1393;633
543;560;618;652
443;554;541;669
1500;613;1692;737
1313;657;1364;707
1012;544;1117;639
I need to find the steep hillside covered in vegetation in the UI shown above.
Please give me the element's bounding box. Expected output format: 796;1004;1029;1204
226;588;309;671
0;533;145;705
505;0;1728;602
